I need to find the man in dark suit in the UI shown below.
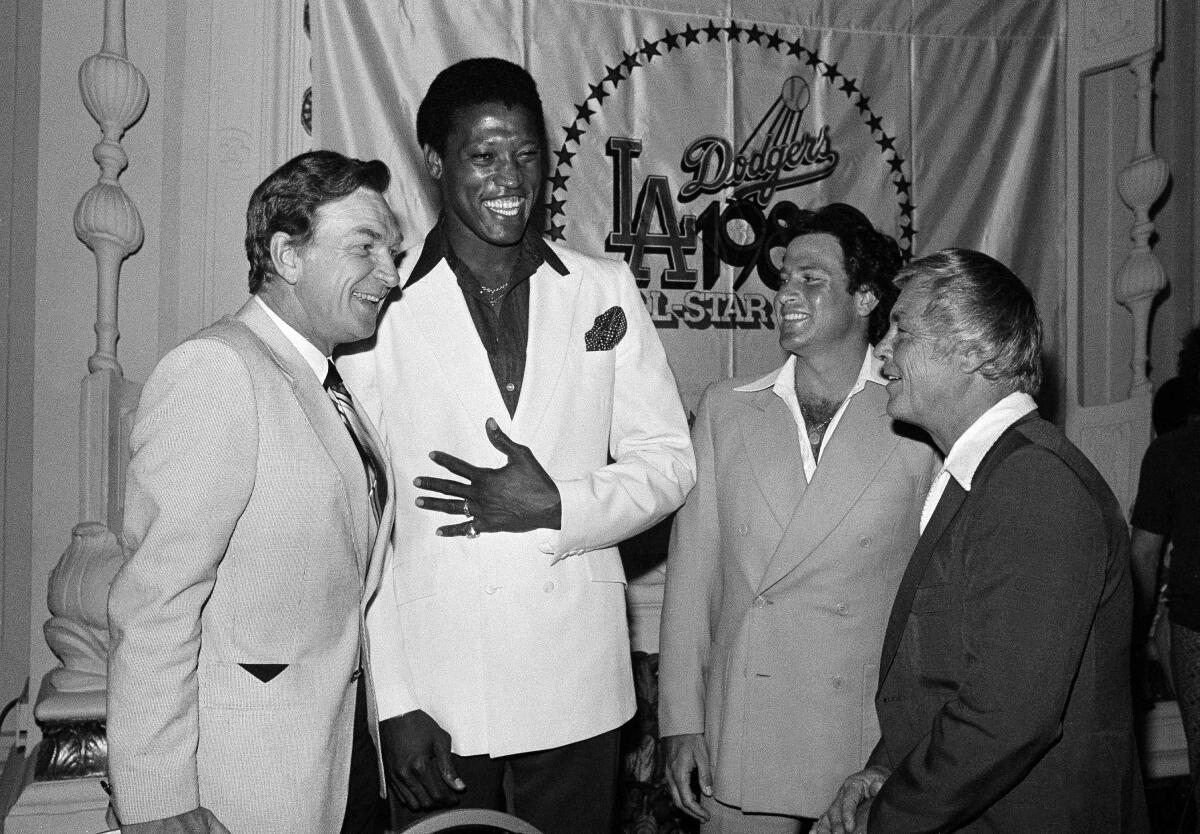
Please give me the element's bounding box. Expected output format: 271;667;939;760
816;248;1148;833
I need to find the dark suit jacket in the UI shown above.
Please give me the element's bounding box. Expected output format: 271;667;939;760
868;414;1148;833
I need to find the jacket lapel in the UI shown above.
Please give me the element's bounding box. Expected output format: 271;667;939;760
875;416;1038;686
877;476;966;687
236;300;371;575
737;387;805;532
513;261;582;436
759;382;899;592
358;411;393;607
400;261;513;433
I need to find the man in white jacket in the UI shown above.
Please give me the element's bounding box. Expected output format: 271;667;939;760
339;57;695;834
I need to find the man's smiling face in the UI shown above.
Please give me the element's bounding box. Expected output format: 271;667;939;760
288;187;402;354
774;232;875;358
874;281;965;441
426;101;543;260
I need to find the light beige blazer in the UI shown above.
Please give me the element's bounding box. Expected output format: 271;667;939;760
339;238;695;757
107;299;393;832
658;369;936;817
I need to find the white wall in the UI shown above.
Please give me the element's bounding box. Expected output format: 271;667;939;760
0;0;41;762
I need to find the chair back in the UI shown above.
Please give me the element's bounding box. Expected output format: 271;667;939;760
396;808;545;833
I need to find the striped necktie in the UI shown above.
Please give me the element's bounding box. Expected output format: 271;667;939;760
324;361;387;523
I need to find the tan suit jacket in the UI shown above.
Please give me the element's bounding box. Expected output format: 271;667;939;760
659;367;936;817
107;299;393;832
339;237;695;756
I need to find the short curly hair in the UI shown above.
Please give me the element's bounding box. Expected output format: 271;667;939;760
416;57;546;156
244;150;390;294
784;203;903;343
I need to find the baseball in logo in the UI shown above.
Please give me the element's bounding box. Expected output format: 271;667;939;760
544;20;915;330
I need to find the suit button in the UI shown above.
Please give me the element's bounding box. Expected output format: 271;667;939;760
858;535;873;548
836;602;849;616
832;675;845;689
350;668;363;681
738;522;749;536
753;595;767;608
543;581;555;593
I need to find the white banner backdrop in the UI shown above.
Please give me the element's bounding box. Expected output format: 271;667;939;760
312;0;1063;410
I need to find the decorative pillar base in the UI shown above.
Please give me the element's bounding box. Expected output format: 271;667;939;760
2;678;111;833
32;719;107;782
4;777;110;834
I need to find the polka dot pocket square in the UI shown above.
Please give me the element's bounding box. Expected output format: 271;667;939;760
584;305;627;351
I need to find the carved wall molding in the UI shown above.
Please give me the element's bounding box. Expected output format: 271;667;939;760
171;0;313;341
1063;0;1163;481
1083;0;1136;49
1077;0;1158;72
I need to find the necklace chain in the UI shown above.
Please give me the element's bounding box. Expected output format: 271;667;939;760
477;281;511;299
807;413;834;431
799;400;839;434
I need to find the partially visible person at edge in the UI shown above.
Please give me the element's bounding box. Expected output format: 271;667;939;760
658;203;937;833
338;57;695;834
1150;326;1200;435
1131;326;1200;833
817;248;1148;833
107;150;403;834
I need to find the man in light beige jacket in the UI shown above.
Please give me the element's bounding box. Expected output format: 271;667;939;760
107;151;402;834
659;203;937;832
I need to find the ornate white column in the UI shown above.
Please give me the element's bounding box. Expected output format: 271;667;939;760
74;0;147;378
1063;0;1180;781
1114;49;1170;398
7;2;146;831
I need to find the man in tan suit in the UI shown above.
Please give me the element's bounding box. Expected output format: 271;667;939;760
106;151;402;833
659;203;937;832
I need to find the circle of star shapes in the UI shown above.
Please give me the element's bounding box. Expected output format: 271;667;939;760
543;19;917;259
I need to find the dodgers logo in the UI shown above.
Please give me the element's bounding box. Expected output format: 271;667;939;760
545;20;915;331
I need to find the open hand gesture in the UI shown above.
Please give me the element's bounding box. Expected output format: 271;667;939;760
415;418;562;537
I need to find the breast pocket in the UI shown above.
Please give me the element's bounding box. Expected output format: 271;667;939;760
576;350;615;412
908;583;959;679
911;583;952;613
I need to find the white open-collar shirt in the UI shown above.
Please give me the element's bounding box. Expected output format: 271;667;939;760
734;348;883;483
918;391;1037;532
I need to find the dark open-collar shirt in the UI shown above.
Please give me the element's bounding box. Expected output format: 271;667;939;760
405;219;569;416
